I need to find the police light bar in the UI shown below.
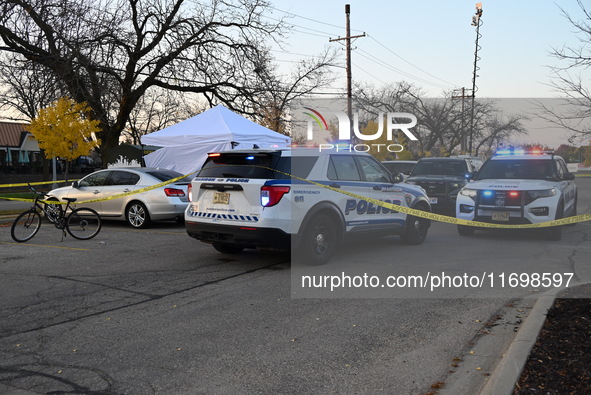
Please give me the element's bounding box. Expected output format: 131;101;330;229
495;147;553;156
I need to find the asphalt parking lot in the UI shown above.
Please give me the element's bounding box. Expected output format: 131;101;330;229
1;177;590;394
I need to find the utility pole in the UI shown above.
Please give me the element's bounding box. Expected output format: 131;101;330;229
452;87;473;153
330;4;365;136
469;2;483;154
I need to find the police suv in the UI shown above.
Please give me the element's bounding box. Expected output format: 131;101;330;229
185;148;432;264
456;149;577;240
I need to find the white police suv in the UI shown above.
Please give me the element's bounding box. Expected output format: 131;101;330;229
456;149;577;240
185;147;432;264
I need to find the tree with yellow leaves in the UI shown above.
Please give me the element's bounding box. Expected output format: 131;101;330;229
26;97;101;180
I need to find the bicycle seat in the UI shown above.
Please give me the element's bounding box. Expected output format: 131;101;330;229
62;197;77;202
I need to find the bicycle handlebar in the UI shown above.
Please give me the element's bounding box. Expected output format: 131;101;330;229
28;184;47;198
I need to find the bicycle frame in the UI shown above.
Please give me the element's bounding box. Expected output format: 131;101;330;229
28;185;73;230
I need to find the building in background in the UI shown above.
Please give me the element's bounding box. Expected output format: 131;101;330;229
0;121;40;173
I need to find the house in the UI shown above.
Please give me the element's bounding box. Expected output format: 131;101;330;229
0;121;40;170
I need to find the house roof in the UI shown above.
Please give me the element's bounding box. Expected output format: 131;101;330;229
0;121;28;148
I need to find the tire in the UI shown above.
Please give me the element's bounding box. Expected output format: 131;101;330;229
126;201;151;228
457;225;475;237
299;214;338;265
400;205;431;245
11;210;42;242
66;208;102;240
212;242;244;254
43;197;63;223
546;201;563;241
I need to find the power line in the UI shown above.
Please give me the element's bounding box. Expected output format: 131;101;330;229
267;6;459;91
355;48;452;89
268;6;365;34
367;35;459;88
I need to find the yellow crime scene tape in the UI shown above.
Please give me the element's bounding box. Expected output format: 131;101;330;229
258;166;591;229
2;166;590;229
0;173;195;205
0;179;80;188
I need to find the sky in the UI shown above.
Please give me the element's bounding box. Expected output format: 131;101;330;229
265;0;590;148
267;0;587;98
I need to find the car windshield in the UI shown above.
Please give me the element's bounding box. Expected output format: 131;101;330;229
197;152;318;180
146;170;192;183
476;159;557;180
411;160;467;176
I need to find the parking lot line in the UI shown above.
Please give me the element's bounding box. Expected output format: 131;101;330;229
0;241;90;251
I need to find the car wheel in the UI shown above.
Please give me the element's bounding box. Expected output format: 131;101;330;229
457;225;475;237
300;214;338;265
212;242;244;254
126;201;151;229
400;204;431;245
546;201;563;241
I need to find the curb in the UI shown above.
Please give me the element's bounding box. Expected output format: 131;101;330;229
479;288;560;395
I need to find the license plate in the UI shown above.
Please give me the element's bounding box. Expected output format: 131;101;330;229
213;191;230;204
492;212;510;221
429;197;438;204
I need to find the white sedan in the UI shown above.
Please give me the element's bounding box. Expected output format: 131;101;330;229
48;167;191;228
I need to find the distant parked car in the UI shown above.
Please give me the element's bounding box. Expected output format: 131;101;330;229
405;157;479;213
71;156;98;173
48;167;191;228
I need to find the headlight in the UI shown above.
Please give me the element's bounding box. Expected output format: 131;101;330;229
460;188;477;198
527;188;557;200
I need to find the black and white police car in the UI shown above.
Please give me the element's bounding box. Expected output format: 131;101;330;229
456;149;577;240
185;147;432;264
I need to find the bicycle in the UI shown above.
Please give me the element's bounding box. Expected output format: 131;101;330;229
11;184;102;242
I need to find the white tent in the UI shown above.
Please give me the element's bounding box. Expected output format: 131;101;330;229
141;105;290;175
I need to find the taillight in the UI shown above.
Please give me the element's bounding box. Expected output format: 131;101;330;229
165;187;186;197
260;186;290;207
188;183;193;201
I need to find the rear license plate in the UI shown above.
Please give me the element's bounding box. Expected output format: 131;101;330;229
429;197;438;204
213;191;230;204
492;212;510;221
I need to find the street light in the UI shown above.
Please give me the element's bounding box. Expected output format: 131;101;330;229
469;2;483;155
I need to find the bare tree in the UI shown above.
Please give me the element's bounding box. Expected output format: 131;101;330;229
536;1;591;142
354;82;526;158
0;0;292;161
0;53;67;179
125;88;202;145
473;112;527;156
0;54;63;120
254;48;338;135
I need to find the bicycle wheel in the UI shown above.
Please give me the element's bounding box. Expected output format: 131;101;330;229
66;208;102;240
11;210;42;242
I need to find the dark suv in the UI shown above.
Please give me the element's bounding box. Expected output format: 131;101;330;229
405;157;480;213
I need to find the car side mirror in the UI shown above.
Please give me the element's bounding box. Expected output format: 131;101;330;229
402;169;411;176
71;181;79;188
563;172;575;181
391;173;404;183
